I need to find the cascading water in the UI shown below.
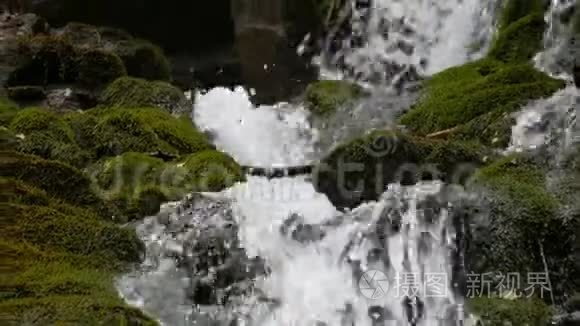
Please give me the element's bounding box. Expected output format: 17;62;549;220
116;0;576;325
318;0;498;85
510;0;579;155
118;83;471;325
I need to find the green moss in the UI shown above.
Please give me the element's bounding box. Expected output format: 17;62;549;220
100;77;187;113
10;107;73;142
60;22;101;47
489;13;546;63
9;107;90;166
314;129;486;207
6;86;46;102
0;151;107;212
79;106;211;158
115;39;172;81
399;61;564;135
451;110;515;148
469;297;552;326
0;97;19;126
472;155;558;228
0;239;154;324
468;155;572;278
182;150;244;192
0;295;156;325
88;152;186;220
74;48;127;88
89;150;242;220
3;203;143;262
305;80;364;116
498;0;544;29
6;35;77;87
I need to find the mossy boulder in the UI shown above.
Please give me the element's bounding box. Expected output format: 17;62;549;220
181;150;245;192
0;151;111;214
304;80;364;116
6;35;77;87
4;203;143;261
88;150;242;220
314;130;486;208
488;0;546;63
469;297;552;325
63;106;211;161
498;0;545;30
0;212;154;324
100;77;190;115
73;49;127;88
88;152;182;220
9;107;90;166
450;110;515;148
112;39;172;82
58;22;101;48
6;86;46;102
6;34;126;89
489;13;546;64
467;154;575;295
0;97;19;126
399;60;565;136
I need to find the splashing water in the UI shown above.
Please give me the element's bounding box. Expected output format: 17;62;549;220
534;0;578;80
193;87;318;166
508;85;580;154
318;0;498;85
117;0;579;325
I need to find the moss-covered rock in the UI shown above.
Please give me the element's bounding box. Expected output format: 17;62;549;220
488;0;546;63
74;106;211;159
88;150;242;220
469;297;552;326
59;22;101;48
113;39;172;82
6;34;127;90
100;77;190;115
304;80;364;116
498;0;545;30
467;154;575;295
489;13;546;63
6;86;46;102
6;35;77;87
399;60;565;136
4;203;142;261
0;221;154;324
74;48;127;88
8;107;90;166
10;107;74;142
314;130;486;208
450;110;515;148
0;97;19;126
0;151;110;213
182;150;245;192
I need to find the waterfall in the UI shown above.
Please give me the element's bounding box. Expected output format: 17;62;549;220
318;0;498;85
115;0;575;325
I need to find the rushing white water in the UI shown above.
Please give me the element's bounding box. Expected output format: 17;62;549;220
319;0;498;84
117;0;579;325
510;0;579;154
508;85;580;154
193;87;318;167
534;0;578;80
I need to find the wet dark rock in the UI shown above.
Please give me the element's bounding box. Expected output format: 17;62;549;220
7;85;45;102
122;193;267;324
280;213;326;243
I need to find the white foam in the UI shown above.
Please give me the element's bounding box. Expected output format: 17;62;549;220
193;87;318;167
